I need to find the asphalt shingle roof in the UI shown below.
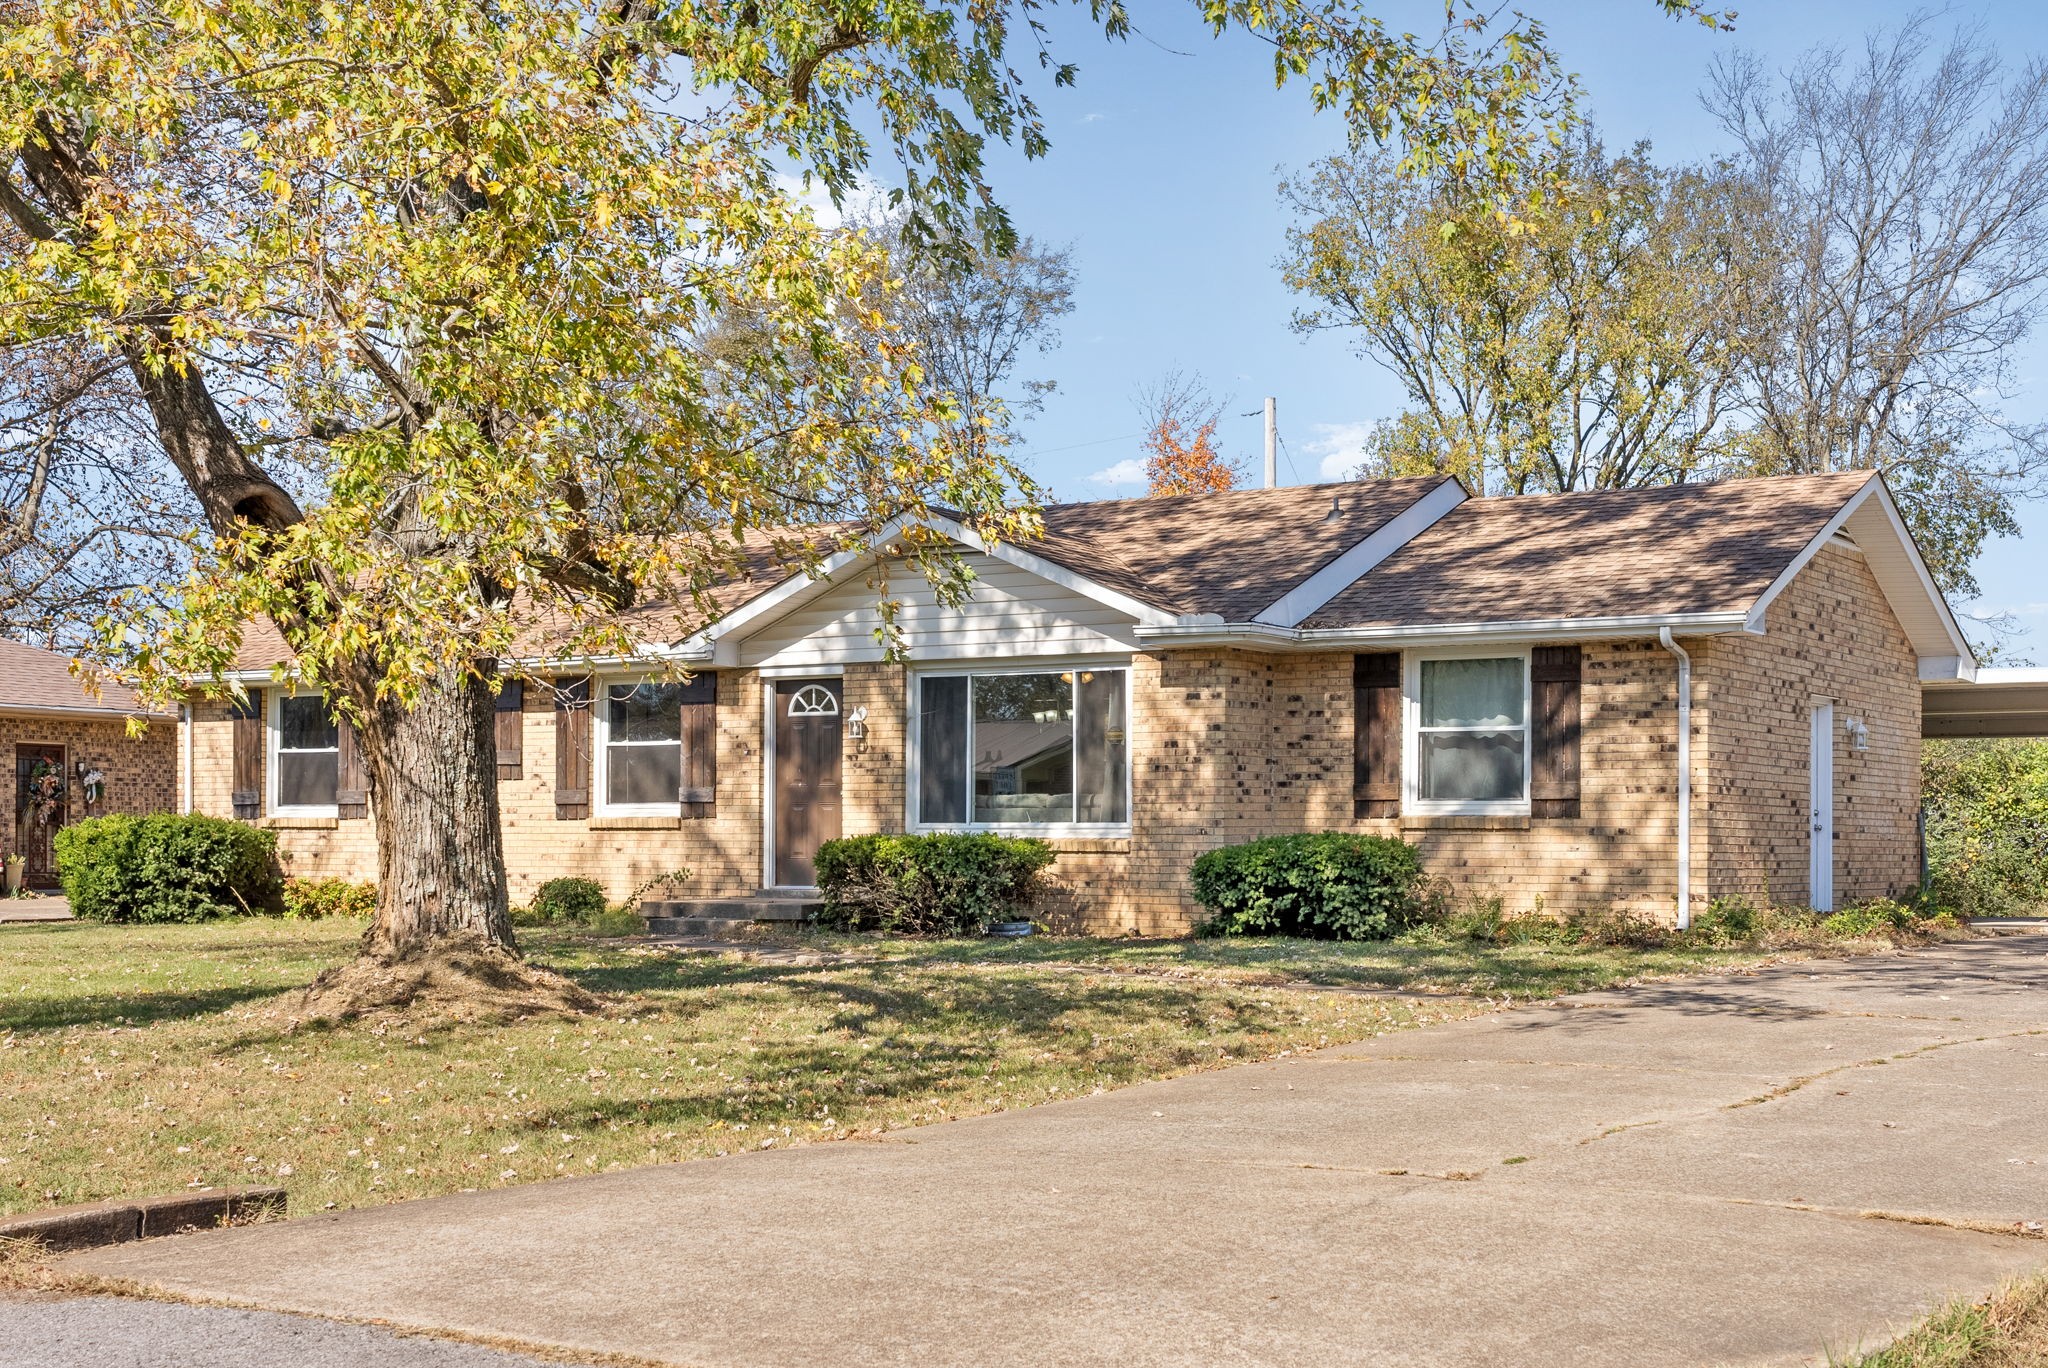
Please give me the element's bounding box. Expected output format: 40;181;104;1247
0;639;164;716
1302;472;1874;629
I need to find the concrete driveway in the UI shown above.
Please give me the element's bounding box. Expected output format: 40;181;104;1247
62;934;2048;1368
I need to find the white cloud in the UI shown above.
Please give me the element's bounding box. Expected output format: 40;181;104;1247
772;172;889;230
1078;112;1108;125
1300;421;1377;481
1086;458;1148;487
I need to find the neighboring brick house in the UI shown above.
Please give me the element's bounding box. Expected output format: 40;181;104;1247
178;470;1975;932
1;640;178;888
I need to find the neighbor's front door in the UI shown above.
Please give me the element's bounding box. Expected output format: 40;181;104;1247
14;743;66;888
773;679;843;887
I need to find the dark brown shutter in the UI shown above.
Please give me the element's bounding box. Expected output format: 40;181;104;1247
553;677;591;820
1531;645;1583;819
1353;653;1401;819
230;690;264;820
335;719;368;819
495;678;524;781
679;672;718;817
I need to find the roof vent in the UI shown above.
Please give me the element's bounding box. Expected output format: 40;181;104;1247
1325;496;1343;522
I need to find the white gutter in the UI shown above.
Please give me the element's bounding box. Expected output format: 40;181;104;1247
180;702;194;815
1139;610;1753;654
1658;627;1693;930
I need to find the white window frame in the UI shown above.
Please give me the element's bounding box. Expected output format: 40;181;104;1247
1403;648;1533;817
905;657;1133;837
593;675;686;818
268;688;340;819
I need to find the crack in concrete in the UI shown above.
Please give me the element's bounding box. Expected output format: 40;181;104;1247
1725;1028;2046;1110
1719;1198;2047;1242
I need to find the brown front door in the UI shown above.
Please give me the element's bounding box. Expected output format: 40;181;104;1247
773;679;843;887
14;744;67;888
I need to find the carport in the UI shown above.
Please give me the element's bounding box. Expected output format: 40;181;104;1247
1923;667;2048;738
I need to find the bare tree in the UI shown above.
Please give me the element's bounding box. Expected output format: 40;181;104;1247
857;213;1076;465
0;339;194;645
1706;18;2048;594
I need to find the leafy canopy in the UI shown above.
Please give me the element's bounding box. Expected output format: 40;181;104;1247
0;0;1729;710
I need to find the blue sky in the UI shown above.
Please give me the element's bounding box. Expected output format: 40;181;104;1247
941;0;2048;656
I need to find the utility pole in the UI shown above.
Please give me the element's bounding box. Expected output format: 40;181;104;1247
1263;396;1277;489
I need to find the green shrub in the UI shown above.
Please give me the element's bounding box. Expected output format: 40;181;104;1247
54;814;279;923
528;876;610;924
280;876;377;919
1822;898;1916;938
1190;833;1423;941
815;833;1055;936
1923;739;2048;916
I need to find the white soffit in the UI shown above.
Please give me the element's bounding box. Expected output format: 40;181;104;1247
1252;477;1468;628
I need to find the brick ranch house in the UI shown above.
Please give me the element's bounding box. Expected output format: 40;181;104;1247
174;469;1977;934
2;639;178;888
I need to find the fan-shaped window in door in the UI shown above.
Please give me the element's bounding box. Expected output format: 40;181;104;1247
788;685;840;718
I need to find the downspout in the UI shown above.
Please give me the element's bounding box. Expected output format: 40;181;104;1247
1658;628;1692;930
180;702;194;815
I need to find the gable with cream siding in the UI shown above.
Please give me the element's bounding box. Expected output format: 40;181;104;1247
734;550;1140;668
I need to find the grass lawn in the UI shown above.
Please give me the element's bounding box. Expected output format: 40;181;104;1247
0;916;1869;1221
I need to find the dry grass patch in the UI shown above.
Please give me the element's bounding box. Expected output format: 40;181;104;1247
0;919;1477;1218
1837;1272;2048;1367
0;917;1880;1224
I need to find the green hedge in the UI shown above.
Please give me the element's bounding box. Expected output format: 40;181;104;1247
281;876;377;919
1190;832;1423;940
529;876;609;923
54;814;280;923
814;833;1055;936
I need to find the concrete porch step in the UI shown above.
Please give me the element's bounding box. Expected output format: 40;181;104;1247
639;893;824;933
642;916;763;938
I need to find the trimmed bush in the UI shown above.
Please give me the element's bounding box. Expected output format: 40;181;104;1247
54;814;279;923
529;876;608;924
815;833;1055;936
281;876;377;920
1191;833;1423;941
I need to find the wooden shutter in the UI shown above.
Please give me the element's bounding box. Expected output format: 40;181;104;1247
679;672;718;817
335;719;368;820
495;678;524;781
1531;645;1583;819
553;677;592;820
1353;653;1402;819
230;690;264;821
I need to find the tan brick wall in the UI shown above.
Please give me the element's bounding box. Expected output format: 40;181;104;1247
1;713;178;882
185;677;768;902
840;663;906;836
1112;642;1690;931
1693;543;1921;908
174;543;1921;928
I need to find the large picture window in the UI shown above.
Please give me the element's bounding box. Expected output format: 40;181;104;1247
916;667;1128;829
601;681;684;811
273;693;339;813
1409;655;1528;813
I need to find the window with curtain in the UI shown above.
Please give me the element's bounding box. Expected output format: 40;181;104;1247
604;681;683;808
1414;656;1527;807
917;668;1128;828
275;694;339;810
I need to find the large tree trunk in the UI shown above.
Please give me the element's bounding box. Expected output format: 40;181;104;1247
298;663;597;1022
358;665;514;958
